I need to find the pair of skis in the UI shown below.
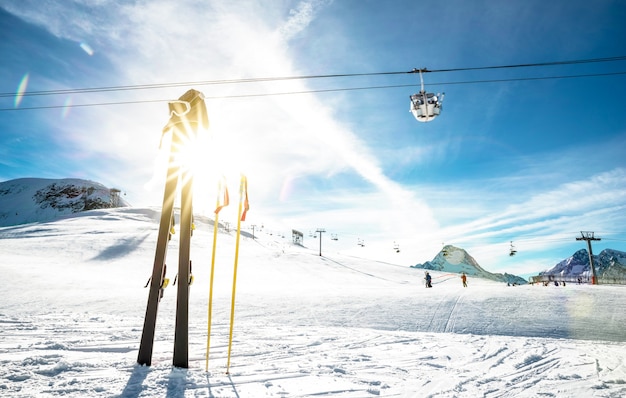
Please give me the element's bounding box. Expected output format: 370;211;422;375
137;89;207;368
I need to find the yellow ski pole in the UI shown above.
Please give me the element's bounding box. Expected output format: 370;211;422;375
205;177;228;372
226;175;248;373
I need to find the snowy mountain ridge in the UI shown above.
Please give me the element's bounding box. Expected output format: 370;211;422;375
411;245;528;285
0;177;129;227
540;248;626;280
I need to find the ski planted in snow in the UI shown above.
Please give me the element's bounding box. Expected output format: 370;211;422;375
137;89;208;367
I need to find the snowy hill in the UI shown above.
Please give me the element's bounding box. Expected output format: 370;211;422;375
1;208;626;397
540;248;626;280
0;177;129;227
411;244;528;284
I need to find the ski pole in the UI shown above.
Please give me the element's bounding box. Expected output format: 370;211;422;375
226;175;248;373
206;177;228;372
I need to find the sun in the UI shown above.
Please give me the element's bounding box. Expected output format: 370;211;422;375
154;91;256;218
168;125;245;216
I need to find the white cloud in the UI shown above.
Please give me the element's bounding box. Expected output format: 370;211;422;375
278;0;332;40
2;0;624;277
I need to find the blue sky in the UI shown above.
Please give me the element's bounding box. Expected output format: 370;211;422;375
1;0;625;276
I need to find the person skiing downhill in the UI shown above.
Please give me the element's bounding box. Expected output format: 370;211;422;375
461;272;467;287
425;272;432;288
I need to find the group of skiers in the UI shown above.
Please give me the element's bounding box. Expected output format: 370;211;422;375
424;271;468;288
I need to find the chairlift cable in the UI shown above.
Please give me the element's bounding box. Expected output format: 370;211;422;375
2;71;625;112
430;55;626;73
1;55;625;99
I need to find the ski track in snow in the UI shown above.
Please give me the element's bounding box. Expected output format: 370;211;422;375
1;208;626;397
2;314;625;397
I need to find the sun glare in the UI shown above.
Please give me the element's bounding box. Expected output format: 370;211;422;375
160;126;243;216
152;90;258;219
204;138;246;212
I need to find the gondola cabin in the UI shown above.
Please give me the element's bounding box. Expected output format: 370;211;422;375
409;68;444;122
410;91;443;122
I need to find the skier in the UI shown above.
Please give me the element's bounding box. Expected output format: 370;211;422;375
425;272;432;288
461;272;467;287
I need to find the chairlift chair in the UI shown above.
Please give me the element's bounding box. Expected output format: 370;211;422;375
409;68;444;122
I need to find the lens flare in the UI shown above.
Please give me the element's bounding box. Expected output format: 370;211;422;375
62;97;72;118
80;42;94;56
15;73;29;107
279;175;295;202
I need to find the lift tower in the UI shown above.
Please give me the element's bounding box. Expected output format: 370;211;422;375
576;231;601;285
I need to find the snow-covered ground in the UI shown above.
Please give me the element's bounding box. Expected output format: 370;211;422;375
1;207;625;397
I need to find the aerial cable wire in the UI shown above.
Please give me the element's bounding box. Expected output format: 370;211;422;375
426;55;626;73
2;70;625;112
1;58;626;111
1;55;625;99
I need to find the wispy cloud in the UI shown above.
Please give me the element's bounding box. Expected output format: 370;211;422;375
279;0;332;40
434;167;626;256
3;1;430;223
2;1;625;277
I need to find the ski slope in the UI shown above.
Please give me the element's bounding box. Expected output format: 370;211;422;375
1;207;625;397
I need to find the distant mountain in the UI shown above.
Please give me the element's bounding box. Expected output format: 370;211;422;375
540;248;626;280
411;245;527;285
0;178;130;227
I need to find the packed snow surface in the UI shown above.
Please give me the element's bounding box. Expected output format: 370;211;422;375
1;208;625;397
